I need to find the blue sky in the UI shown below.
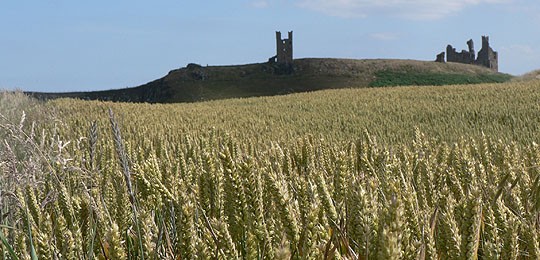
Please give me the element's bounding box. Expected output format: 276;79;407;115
1;0;539;92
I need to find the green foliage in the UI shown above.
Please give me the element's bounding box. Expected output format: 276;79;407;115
0;225;18;260
370;70;513;87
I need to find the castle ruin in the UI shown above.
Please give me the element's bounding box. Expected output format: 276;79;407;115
447;39;475;64
475;36;498;71
269;31;293;65
436;36;498;71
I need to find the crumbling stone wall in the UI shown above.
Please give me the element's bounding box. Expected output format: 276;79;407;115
437;36;498;71
435;52;445;62
446;39;475;64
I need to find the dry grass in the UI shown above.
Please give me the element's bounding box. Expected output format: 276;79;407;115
513;69;540;82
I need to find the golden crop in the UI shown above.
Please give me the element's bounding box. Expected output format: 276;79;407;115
1;80;540;259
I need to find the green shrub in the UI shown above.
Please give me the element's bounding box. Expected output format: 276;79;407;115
370;70;513;87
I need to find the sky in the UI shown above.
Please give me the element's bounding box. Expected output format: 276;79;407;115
1;0;539;92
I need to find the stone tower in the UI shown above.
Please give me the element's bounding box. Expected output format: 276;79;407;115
467;39;475;61
475;36;498;71
276;31;293;64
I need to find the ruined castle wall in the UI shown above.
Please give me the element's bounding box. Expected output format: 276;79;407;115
276;31;293;64
435;52;445;62
446;45;475;64
475;36;498;71
476;48;498;71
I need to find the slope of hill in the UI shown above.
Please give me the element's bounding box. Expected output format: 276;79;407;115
513;69;540;82
28;58;512;103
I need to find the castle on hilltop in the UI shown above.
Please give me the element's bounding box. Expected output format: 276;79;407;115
266;32;499;72
435;36;498;71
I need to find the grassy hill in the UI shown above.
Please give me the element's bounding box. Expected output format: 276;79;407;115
28;58;512;103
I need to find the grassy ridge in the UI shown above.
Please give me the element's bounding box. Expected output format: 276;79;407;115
28;58;512;103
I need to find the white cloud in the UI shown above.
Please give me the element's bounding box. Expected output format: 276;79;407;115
297;0;512;20
501;44;538;60
369;32;401;41
249;0;270;8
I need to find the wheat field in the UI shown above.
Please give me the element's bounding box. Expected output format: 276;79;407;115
1;80;540;259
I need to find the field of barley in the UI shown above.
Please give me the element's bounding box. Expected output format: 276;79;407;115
1;80;540;259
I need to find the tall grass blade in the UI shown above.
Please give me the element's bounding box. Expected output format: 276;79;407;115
0;225;18;260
